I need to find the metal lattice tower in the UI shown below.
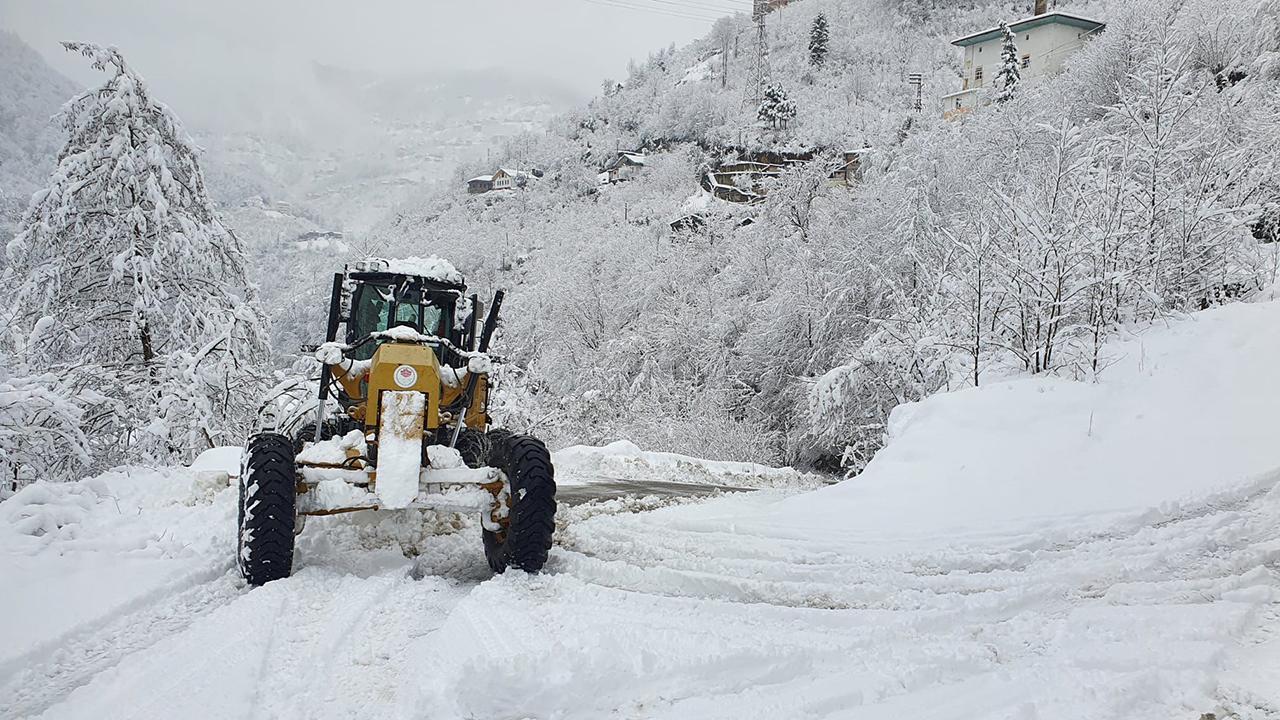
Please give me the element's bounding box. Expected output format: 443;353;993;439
746;0;770;105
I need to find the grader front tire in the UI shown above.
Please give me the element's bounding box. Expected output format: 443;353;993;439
483;433;556;573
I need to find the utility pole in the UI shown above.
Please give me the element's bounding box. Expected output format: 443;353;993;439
746;0;770;106
721;36;729;89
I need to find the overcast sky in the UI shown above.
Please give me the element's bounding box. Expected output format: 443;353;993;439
1;0;742;125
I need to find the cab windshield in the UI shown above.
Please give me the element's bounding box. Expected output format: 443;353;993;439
347;283;447;361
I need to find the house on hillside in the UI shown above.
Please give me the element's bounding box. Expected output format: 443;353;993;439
491;168;519;190
603;151;646;183
942;0;1104;119
293;230;350;253
466;166;543;194
704;160;786;204
829;149;870;187
702;148;867;202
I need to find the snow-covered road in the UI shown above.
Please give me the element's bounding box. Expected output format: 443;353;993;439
3;301;1279;719
2;466;1276;719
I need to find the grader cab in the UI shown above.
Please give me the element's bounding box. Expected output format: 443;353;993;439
237;257;555;586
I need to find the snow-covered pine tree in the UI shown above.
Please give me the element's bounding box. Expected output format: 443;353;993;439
995;22;1022;102
809;13;830;67
3;42;267;466
758;82;798;130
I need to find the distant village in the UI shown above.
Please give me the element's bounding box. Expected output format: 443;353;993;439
464;0;1105;233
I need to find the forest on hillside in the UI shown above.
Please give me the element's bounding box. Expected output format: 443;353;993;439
363;0;1280;470
1;0;1278;484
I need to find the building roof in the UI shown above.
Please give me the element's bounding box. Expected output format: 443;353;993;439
952;12;1105;47
605;151;646;170
467;175;493;183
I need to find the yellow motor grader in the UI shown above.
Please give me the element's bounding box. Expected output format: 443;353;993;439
237;257;555;586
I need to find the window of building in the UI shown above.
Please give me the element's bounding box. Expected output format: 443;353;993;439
974;66;983;83
1021;54;1031;69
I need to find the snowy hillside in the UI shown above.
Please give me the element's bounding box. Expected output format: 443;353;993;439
0;31;79;242
2;298;1277;718
369;0;1280;469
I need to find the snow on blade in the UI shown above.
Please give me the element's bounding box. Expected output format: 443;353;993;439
296;429;366;465
375;391;425;509
297;479;378;514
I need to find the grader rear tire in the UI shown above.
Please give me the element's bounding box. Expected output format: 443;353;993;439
445;428;491;469
238;433;297;586
483;433;556;573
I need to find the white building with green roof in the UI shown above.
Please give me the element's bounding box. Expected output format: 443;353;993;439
942;9;1105;118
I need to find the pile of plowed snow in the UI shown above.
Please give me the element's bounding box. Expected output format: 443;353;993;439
751;298;1280;546
554;440;824;490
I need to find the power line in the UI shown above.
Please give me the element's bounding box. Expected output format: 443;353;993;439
645;0;754;12
633;0;751;16
583;0;727;21
579;0;730;22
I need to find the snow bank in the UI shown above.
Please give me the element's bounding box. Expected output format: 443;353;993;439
553;439;821;490
761;300;1280;542
0;466;237;676
188;446;241;477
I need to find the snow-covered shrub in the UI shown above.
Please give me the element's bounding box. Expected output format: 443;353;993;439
0;360;93;493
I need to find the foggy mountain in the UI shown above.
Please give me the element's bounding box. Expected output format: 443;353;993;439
196;62;579;236
0;29;578;242
0;30;78;242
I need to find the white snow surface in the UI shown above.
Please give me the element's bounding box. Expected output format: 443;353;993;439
1;301;1278;719
382;255;464;285
188;446;241;477
554;439;823;490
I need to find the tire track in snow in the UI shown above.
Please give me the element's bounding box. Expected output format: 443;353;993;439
529;477;1280;718
316;577;471;715
230;568;471;719
244;571;401;718
0;566;243;719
